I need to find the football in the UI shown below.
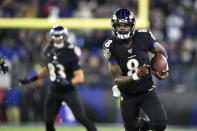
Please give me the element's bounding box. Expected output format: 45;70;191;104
150;53;168;76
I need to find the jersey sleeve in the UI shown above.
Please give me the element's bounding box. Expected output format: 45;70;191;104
137;29;156;51
69;46;81;62
102;39;117;63
71;60;81;71
145;30;156;51
70;47;81;71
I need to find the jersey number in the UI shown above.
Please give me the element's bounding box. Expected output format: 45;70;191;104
48;63;66;81
105;40;112;48
138;29;147;32
127;59;139;76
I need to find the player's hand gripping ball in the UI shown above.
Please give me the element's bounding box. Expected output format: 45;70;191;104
150;53;168;80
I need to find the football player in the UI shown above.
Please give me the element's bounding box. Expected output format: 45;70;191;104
103;8;168;131
20;25;97;131
0;57;9;74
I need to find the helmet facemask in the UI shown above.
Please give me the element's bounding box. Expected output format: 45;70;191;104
111;8;136;40
49;25;69;48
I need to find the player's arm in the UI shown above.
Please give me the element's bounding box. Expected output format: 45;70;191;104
151;42;169;80
109;62;149;87
19;67;49;85
36;67;49;79
71;69;84;86
151;42;168;59
145;30;168;59
145;30;168;80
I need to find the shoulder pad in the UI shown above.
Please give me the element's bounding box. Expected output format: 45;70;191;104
103;39;114;61
136;29;156;40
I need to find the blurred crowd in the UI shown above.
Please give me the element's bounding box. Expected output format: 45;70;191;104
0;0;197;123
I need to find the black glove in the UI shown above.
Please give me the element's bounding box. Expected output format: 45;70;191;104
19;76;38;85
56;75;71;87
19;78;31;85
0;61;9;74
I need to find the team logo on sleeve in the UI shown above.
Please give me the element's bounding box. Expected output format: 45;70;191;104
103;49;111;60
74;47;81;57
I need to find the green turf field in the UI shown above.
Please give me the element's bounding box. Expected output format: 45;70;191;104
0;125;197;131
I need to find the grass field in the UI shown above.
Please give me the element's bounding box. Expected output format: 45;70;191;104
0;125;197;131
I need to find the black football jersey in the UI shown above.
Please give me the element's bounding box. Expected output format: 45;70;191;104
103;29;156;95
44;43;81;92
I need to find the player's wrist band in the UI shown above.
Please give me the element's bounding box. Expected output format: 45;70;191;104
132;72;140;81
30;76;38;82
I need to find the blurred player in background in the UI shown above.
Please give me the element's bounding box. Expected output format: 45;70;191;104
20;25;97;131
0;57;9;74
103;8;169;131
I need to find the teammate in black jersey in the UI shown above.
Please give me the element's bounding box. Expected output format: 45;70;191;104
20;25;97;131
0;57;9;74
103;8;168;131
